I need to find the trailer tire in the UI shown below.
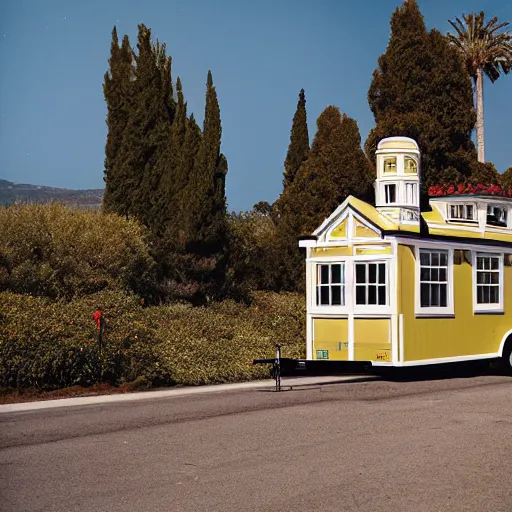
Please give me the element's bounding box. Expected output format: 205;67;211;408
501;339;512;376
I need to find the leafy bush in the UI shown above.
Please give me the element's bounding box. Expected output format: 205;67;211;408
0;203;157;300
0;291;306;390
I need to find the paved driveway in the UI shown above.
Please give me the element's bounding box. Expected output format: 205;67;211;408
1;374;511;511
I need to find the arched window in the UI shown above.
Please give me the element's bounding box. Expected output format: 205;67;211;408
405;157;417;173
383;157;397;174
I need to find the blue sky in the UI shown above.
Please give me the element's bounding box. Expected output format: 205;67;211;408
0;0;510;212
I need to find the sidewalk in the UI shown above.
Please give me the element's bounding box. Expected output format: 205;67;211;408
0;375;375;414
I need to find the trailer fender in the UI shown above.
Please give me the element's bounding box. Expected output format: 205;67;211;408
498;330;512;357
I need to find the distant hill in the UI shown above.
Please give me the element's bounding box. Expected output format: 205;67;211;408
0;179;104;208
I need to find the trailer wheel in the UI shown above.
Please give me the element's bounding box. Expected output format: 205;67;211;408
502;339;512;376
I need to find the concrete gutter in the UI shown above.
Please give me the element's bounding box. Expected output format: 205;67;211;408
0;375;375;414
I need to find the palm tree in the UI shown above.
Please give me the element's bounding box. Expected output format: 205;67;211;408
447;12;512;162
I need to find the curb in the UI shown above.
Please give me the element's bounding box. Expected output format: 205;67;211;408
0;375;374;414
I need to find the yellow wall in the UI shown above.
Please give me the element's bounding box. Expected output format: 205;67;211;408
354;319;392;362
398;244;512;361
313;318;349;361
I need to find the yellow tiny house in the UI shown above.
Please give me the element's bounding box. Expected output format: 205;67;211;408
298;137;512;372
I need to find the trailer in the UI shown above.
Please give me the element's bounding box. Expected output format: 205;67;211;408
253;137;512;389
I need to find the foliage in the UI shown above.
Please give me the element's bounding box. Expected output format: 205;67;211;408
501;168;512;190
0;291;167;390
283;89;310;189
227;206;279;294
468;161;502;186
367;0;477;189
276;107;374;291
0;291;306;390
103;28;135;215
447;12;511;85
0;204;157;300
181;70;230;303
447;11;512;162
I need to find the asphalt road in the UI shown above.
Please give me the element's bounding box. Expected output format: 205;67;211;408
1;373;511;512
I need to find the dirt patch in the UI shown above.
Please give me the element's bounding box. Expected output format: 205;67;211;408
0;380;153;404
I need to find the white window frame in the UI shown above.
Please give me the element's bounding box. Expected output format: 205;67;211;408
472;252;504;314
308;255;393;315
405;182;417;206
384;183;397;204
383;157;397;174
415;247;454;317
354;260;389;308
310;258;351;315
486;204;508;228
446;203;477;223
315;262;346;307
404;156;417;174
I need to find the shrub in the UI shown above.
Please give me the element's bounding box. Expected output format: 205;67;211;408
0;291;170;389
0;291;306;390
0;203;157;300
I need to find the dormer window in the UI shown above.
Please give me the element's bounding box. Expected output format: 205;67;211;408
383;157;397;174
447;203;476;222
384;184;397;204
405;157;417;174
487;205;508;227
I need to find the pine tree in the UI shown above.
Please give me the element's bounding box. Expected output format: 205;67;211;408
277;106;374;290
366;0;476;190
283;89;310;189
103;28;134;214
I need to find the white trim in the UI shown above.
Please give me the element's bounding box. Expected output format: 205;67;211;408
387;353;499;367
391;236;510;254
391;314;398;365
398;314;404;363
299;239;316;248
308;255;393;263
415;246;455;317
472;251;504;314
498;330;512;357
306;313;313;360
325;210;350;241
348;313;354;361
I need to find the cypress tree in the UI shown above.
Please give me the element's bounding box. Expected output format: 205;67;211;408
153;76;187;239
182;70;228;302
103;28;134;214
186;71;228;253
283;89;310;189
277;106;373;290
118;24;173;226
366;0;476;190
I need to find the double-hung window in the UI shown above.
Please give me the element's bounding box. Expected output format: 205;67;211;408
405;183;417;205
474;253;503;312
355;262;387;306
316;263;345;306
418;249;452;315
384;184;396;204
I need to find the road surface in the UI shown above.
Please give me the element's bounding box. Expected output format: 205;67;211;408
1;373;511;511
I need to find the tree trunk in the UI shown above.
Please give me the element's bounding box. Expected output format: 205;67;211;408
475;68;485;163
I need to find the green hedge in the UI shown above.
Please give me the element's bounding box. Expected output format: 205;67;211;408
0;203;157;300
0;291;306;390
